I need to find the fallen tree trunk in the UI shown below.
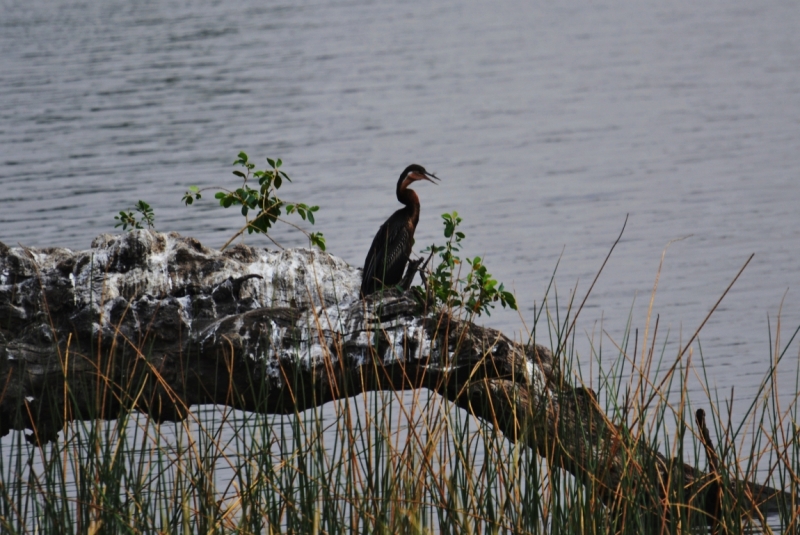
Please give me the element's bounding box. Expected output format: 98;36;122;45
0;230;790;526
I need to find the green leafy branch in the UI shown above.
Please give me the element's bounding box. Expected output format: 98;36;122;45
114;200;155;231
182;152;325;251
420;212;516;317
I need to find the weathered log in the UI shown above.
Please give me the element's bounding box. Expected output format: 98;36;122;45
0;230;789;525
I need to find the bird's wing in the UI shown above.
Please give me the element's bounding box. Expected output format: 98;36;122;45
361;218;413;295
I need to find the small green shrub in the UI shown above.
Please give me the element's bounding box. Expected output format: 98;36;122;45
183;152;325;251
420;211;516;317
114;200;155;231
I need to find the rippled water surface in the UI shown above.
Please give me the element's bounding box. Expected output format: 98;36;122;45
2;0;799;506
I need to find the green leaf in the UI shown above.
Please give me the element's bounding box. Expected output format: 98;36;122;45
310;232;326;251
266;157;275;168
307;211;315;224
233;170;246;179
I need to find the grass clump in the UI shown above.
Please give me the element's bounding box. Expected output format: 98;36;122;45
1;230;798;534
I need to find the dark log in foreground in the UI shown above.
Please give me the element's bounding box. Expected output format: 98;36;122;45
0;230;789;524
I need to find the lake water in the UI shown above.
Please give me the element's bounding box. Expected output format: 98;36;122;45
2;0;799;519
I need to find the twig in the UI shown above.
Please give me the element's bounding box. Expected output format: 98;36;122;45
220;221;285;251
400;258;425;291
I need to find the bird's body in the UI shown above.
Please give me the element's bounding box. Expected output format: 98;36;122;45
361;164;438;297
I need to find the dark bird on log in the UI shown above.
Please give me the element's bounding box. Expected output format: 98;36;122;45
361;164;439;297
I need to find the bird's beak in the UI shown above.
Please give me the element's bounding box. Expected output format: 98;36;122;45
411;171;440;185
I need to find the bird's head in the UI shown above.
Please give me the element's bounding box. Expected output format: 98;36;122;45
397;164;440;193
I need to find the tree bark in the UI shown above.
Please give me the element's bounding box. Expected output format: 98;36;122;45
0;230;789;525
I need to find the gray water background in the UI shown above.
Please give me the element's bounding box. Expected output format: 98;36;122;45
2;0;799;500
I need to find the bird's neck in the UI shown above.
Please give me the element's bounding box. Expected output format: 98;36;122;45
397;187;419;208
397;187;420;220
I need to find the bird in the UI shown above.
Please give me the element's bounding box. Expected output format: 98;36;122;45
361;164;439;297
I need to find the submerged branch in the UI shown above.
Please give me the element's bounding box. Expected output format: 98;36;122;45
0;230;789;525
